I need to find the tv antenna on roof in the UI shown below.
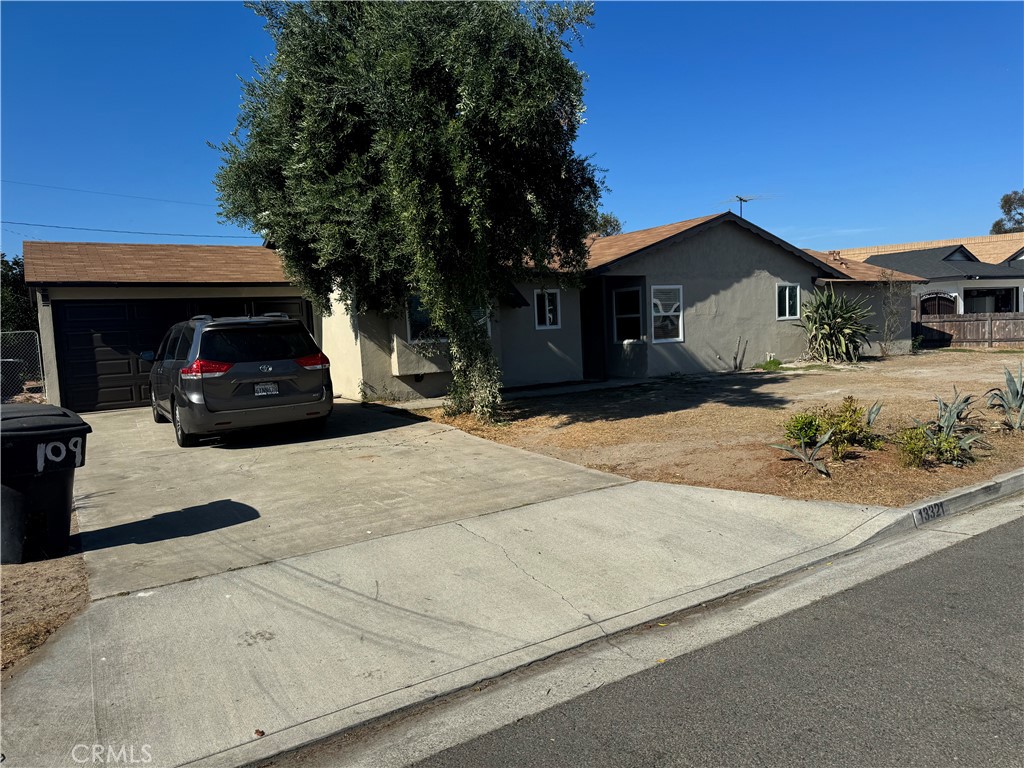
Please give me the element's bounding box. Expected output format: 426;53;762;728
719;194;776;218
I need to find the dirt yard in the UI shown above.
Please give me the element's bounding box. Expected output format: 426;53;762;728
422;350;1024;508
1;512;88;674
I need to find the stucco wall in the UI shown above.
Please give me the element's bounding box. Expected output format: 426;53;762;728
498;283;584;388
321;296;364;401
831;281;913;356
600;221;825;375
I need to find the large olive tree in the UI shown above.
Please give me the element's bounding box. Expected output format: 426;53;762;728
214;1;602;420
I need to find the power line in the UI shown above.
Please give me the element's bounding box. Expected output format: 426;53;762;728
1;179;217;207
1;220;262;239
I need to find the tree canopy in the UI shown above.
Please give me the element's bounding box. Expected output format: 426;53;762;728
990;189;1024;235
215;0;602;419
594;212;623;237
1;255;38;333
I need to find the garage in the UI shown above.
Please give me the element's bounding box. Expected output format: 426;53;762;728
24;242;312;412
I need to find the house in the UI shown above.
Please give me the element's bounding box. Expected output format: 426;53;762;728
23;242;314;412
578;213;920;380
23;212;920;412
827;233;1024;316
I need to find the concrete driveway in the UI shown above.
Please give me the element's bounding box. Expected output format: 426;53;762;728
74;400;628;598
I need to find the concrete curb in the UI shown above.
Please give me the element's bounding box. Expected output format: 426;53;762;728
189;471;1024;768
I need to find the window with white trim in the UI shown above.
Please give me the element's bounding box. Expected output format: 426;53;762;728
613;288;643;342
535;289;561;330
776;283;800;320
651;285;683;342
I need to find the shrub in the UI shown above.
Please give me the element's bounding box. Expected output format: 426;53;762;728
783;412;821;445
897;389;991;468
799;286;877;363
815;397;883;460
895;426;930;468
756;358;783;372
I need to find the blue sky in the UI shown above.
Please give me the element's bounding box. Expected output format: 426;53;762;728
2;1;1021;259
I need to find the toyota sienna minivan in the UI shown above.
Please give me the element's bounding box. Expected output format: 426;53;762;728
144;314;333;447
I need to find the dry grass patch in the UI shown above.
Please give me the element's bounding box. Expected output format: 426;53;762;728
421;350;1024;509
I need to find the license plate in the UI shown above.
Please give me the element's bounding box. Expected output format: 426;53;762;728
255;382;279;397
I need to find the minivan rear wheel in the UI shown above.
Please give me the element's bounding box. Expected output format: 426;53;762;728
172;400;199;448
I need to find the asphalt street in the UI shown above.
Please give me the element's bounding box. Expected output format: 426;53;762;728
414;517;1024;768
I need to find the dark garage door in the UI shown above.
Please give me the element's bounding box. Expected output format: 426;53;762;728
54;297;310;412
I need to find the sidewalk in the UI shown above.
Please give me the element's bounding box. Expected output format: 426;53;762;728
2;472;1021;768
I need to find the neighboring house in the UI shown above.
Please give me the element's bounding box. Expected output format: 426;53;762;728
828;233;1024;316
23;242;313;412
23;212;919;412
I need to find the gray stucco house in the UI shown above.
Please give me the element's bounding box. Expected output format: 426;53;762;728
22;212;918;412
323;212;920;401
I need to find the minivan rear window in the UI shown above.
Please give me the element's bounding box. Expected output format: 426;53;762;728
199;326;318;363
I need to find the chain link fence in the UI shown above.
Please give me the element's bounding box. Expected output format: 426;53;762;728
1;330;47;404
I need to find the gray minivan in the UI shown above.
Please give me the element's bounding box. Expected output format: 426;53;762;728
144;314;333;447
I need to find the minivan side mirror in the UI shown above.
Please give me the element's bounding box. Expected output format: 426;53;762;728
140;351;156;362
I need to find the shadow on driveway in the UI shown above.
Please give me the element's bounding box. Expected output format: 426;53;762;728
209;401;428;450
74;499;259;552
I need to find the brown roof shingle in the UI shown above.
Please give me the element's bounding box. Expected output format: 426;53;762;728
586;213;723;270
23;242;289;285
804;250;925;283
831;232;1024;265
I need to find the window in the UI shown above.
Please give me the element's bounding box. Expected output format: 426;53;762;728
407;295;447;342
163;327;182;362
174;326;195;360
777;283;800;320
535;289;561;330
652;285;683;343
614;288;643;342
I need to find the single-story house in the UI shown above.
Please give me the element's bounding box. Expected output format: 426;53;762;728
23;212;920;412
23;242;314;412
827;233;1024;316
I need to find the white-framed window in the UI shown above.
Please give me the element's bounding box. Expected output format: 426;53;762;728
535;289;561;330
613;287;643;343
652;285;684;343
776;283;800;320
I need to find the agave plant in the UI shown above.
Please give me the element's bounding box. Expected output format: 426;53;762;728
799;286;877;364
771;427;834;478
986;363;1024;431
915;387;991;464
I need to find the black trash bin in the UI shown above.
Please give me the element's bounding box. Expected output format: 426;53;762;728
1;404;92;563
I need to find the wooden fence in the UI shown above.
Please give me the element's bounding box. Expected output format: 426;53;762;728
914;312;1024;348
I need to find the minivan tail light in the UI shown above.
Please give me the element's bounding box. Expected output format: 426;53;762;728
181;359;233;380
295;352;330;370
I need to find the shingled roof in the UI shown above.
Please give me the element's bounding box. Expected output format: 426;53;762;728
23;242;289;285
804;250;925;283
586;212;849;278
831;231;1024;265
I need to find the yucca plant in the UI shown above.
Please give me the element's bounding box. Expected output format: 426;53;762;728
771;428;834;478
799;286;877;364
986;363;1024;431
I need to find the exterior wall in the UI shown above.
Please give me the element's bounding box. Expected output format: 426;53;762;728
600;222;825;376
321;282;584;401
321;296;364;401
34;285;303;408
498;283;584;388
830;281;913;356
